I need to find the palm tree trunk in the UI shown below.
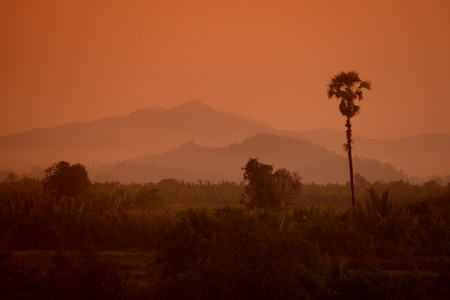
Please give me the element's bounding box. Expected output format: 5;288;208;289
345;118;356;215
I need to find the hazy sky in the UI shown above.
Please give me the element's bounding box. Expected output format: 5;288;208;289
1;0;449;139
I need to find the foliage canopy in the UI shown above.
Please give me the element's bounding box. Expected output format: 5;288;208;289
43;161;90;199
241;158;302;210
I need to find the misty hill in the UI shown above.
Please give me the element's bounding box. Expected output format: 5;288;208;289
286;129;450;180
0;100;276;172
93;134;407;184
1;99;448;181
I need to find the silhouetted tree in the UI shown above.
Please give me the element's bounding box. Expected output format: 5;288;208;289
241;158;278;210
327;71;372;214
43;161;90;199
241;158;301;213
273;168;302;230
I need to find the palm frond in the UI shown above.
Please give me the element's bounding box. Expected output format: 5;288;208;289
339;101;349;116
328;71;371;117
356;90;363;100
359;80;372;90
352;105;361;116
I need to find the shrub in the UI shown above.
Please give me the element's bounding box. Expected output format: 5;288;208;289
336;264;425;300
155;206;327;299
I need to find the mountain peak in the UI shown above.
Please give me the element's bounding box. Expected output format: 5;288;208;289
181;99;207;107
170;99;214;114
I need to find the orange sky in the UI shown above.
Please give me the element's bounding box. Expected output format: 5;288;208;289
1;0;449;139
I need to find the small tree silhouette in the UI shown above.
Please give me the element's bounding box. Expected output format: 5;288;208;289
43;161;90;199
241;158;301;215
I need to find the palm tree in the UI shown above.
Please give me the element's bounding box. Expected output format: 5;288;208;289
327;71;372;214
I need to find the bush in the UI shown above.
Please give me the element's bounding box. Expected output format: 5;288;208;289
156;206;327;299
336;264;425;300
291;205;375;256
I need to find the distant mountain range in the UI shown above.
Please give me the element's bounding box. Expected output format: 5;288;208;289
285;129;450;181
1;99;448;183
93;134;406;184
0;100;276;172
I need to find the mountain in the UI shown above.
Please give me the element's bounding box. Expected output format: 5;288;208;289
1;99;448;182
93;134;407;184
284;129;450;180
0;100;276;172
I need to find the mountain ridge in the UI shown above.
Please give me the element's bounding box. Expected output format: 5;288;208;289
1;100;448;182
93;133;407;184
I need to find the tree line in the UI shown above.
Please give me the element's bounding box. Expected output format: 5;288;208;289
0;154;449;299
0;159;448;253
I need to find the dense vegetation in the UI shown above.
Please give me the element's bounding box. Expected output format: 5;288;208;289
0;167;449;299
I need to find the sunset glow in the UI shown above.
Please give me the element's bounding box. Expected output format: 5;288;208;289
1;2;450;297
1;0;449;138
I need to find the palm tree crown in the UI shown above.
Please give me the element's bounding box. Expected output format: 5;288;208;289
327;71;372;118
